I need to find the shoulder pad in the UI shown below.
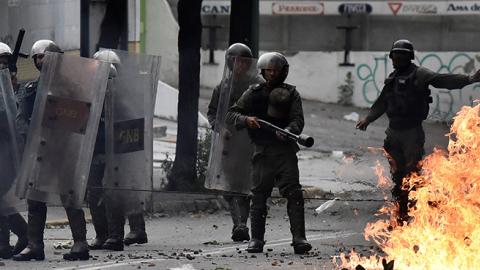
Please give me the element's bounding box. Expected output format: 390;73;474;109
16;80;38;99
25;81;38;92
282;83;296;91
415;66;431;76
384;71;396;84
250;83;263;91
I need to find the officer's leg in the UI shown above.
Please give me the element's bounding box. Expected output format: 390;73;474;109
224;194;250;242
384;129;408;223
279;153;312;254
402;126;426;217
237;195;251;232
87;160;108;249
102;195;125;251
13;200;46;261
7;212;28;255
246;155;274;253
124;212;148;246
0;216;12;259
63;207;89;261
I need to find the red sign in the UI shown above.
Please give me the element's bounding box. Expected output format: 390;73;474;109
389;2;402;15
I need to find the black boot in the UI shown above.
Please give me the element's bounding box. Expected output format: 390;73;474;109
124;213;148;246
103;201;125;251
0;216;12;259
87;161;108;250
228;195;250;242
13;200;46;261
392;173;411;225
7;213;28;255
246;193;267;253
286;189;312;255
88;193;108;249
63;208;89;261
102;238;124;251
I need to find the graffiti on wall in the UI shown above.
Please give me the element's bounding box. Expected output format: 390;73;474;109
356;52;480;121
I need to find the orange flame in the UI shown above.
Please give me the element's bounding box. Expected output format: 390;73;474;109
335;104;480;269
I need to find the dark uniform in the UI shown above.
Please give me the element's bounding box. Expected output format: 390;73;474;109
357;39;479;222
207;43;262;241
13;40;89;261
87;107;148;251
0;43;28;259
227;52;312;254
89;51;148;252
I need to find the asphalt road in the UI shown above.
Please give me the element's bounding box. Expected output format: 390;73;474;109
2;200;384;270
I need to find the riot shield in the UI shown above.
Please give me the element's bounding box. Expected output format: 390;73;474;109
15;53;110;208
102;50;160;215
205;56;259;194
0;69;24;215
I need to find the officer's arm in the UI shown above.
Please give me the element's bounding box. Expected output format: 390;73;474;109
286;90;304;135
15;92;29;138
365;87;387;123
421;68;472;90
226;89;252;129
207;84;221;129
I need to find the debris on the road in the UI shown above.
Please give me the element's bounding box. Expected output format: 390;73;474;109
169;264;196;270
0;262;5;266
203;240;221;245
331;150;344;159
343;112;359;122
53;240;73;249
185;254;195;260
315;198;339;214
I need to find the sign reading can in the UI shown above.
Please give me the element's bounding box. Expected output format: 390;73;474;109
338;3;372;15
201;1;230;15
114;118;144;154
42;95;91;134
272;2;324;15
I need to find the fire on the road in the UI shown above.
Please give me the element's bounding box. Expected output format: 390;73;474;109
335;103;480;270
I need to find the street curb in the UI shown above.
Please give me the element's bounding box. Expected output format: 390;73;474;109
46;216;92;227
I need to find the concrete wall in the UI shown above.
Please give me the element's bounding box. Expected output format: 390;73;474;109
1;0;80;52
201;14;480;52
200;50;480;121
145;0;179;87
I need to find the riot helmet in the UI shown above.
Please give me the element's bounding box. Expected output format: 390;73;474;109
93;50;121;65
389;39;414;60
0;42;12;57
267;87;291;119
93;50;121;78
31;40;62;58
257;52;289;85
31;40;62;71
0;42;12;70
225;43;253;70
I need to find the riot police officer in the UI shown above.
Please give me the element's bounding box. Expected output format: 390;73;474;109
227;52;312;254
88;50;148;252
0;42;28;259
207;43;262;242
356;39;480;223
13;40;90;261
